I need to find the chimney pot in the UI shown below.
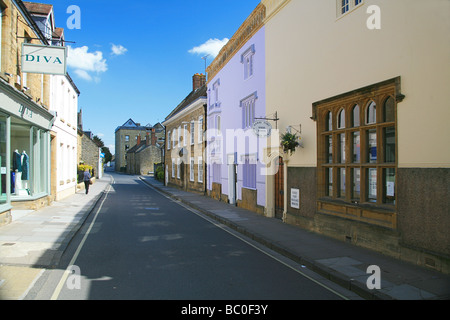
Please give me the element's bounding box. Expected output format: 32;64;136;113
193;73;206;91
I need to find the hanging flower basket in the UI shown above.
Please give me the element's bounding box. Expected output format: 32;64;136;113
281;132;301;155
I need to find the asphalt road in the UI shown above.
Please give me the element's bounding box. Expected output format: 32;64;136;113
26;173;360;302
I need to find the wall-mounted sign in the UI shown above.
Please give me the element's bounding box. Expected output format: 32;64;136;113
291;188;300;209
22;43;67;75
252;120;272;137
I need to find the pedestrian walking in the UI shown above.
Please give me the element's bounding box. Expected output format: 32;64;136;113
83;169;91;194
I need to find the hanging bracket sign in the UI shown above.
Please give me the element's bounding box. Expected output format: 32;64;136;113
252;120;272;137
21;43;67;76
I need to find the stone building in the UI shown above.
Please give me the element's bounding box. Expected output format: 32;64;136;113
0;0;56;221
262;0;450;273
163;74;207;193
126;129;163;176
115;119;164;172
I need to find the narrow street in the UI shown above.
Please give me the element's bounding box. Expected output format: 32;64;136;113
25;172;357;301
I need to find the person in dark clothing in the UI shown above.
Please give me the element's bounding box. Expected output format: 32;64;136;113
83;169;91;194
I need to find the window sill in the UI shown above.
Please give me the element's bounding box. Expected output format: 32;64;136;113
317;198;397;229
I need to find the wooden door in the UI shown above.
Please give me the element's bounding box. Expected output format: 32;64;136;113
274;157;284;219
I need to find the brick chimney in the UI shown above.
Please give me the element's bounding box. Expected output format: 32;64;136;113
193;73;206;91
137;134;141;145
151;128;157;146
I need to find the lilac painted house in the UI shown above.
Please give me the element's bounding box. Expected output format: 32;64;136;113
206;4;266;214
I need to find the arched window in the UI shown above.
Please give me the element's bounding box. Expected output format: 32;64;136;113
366;101;376;124
383;96;395;122
338;109;345;129
352;104;360;127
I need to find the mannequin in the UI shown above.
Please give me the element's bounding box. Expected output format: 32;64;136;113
13;149;22;195
22;151;29;192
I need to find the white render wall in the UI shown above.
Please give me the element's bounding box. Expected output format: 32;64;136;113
49;74;79;200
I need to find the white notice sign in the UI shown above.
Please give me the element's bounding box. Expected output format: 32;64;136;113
22;43;67;75
291;188;300;209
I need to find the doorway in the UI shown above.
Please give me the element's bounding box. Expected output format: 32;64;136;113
274;156;284;219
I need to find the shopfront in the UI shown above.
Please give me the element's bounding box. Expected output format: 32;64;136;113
0;79;54;219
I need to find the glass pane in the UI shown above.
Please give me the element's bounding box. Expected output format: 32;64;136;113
367;168;377;202
384;168;396;205
326;167;333;197
338;109;345;129
352;105;360;127
367;129;377;163
339;133;345;163
326;112;332;131
326;135;333;163
384;97;395;122
352;168;360;201
0;114;7;204
384;127;395;163
339;167;346;198
366;101;376;124
352;132;360;163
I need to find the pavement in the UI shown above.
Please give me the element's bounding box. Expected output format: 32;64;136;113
0;172;449;300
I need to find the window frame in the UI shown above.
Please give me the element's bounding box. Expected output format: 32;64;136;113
336;0;364;18
241;44;255;80
241;92;257;129
312;77;403;229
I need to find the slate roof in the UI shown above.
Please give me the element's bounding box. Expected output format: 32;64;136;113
164;85;207;122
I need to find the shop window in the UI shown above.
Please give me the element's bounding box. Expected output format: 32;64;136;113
10;120;49;198
314;78;400;211
0;113;7;206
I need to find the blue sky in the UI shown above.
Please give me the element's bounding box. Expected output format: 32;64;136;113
51;0;261;154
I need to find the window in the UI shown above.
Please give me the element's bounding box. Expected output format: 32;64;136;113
241;45;255;80
198;116;203;144
190;121;195;145
183;125;187;147
172;130;176;149
314;78;401;214
125;135;130;142
216;115;221;135
172;159;175;178
243;154;257;189
167;130;171;150
198;157;203;183
337;0;364;18
177;159;180;179
341;0;349;15
241;93;257;129
190;158;194;182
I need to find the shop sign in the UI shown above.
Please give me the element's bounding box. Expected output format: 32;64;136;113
252;120;272;138
22;43;67;75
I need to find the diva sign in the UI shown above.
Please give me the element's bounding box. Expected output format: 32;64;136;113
22;43;67;76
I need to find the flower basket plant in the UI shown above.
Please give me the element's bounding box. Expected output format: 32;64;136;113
281;132;300;155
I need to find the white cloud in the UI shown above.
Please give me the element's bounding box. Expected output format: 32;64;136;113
111;44;128;56
74;69;92;82
67;46;108;82
189;38;229;58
